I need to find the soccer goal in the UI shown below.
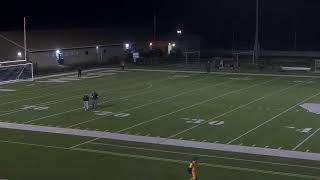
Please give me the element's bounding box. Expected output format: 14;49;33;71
315;59;320;73
184;51;201;64
0;60;33;84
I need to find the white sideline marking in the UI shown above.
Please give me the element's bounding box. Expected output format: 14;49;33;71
117;78;279;134
227;91;320;144
87;142;320;170
0;139;319;179
293;128;320;150
0;88;16;92
67;77;229;128
1;122;320;162
166;81;300;139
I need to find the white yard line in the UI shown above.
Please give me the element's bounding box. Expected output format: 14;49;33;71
227;91;320;144
67;77;229;128
116;78;279;134
0;139;318;179
88;142;320;170
166;82;302;139
0;93;55;106
293;128;320;150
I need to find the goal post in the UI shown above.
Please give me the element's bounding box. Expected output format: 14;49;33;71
183;51;201;64
0;61;33;84
315;59;320;73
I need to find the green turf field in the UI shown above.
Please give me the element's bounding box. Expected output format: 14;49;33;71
1;68;320;180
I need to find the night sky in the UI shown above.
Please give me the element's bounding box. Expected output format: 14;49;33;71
1;0;320;50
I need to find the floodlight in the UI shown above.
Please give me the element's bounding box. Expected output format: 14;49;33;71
17;52;22;58
125;43;130;49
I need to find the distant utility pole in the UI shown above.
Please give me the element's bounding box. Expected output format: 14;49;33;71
153;8;157;41
294;31;297;49
24;17;27;61
253;0;259;64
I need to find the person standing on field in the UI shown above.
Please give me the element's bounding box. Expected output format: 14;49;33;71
187;158;198;180
91;91;99;109
121;60;125;70
83;94;89;110
206;60;211;73
78;67;82;78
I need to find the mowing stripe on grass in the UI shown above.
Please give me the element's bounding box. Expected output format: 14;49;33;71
116;78;280;134
23;74;218;124
67;76;229;128
106;67;320;79
88;141;320;170
0;81;154;118
0;139;319;179
165;82;302;139
0;69;177;117
75;148;320;179
0;71;165;115
227;91;320;145
293;128;320;150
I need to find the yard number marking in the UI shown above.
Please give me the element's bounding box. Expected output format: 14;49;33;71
182;118;224;126
94;111;130;118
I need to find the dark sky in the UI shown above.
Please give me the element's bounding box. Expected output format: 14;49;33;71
1;0;320;49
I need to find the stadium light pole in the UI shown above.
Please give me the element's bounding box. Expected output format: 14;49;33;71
153;8;157;41
253;0;259;64
24;17;27;61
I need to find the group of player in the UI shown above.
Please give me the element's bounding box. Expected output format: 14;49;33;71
83;91;99;111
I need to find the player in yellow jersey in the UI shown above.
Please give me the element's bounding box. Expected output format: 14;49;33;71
187;158;198;180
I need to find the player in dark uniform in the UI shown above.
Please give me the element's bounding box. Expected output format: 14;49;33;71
206;60;211;73
91;91;99;109
83;94;89;110
121;60;125;70
78;67;82;78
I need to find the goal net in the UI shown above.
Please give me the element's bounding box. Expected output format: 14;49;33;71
0;61;33;84
315;59;320;73
184;51;201;64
